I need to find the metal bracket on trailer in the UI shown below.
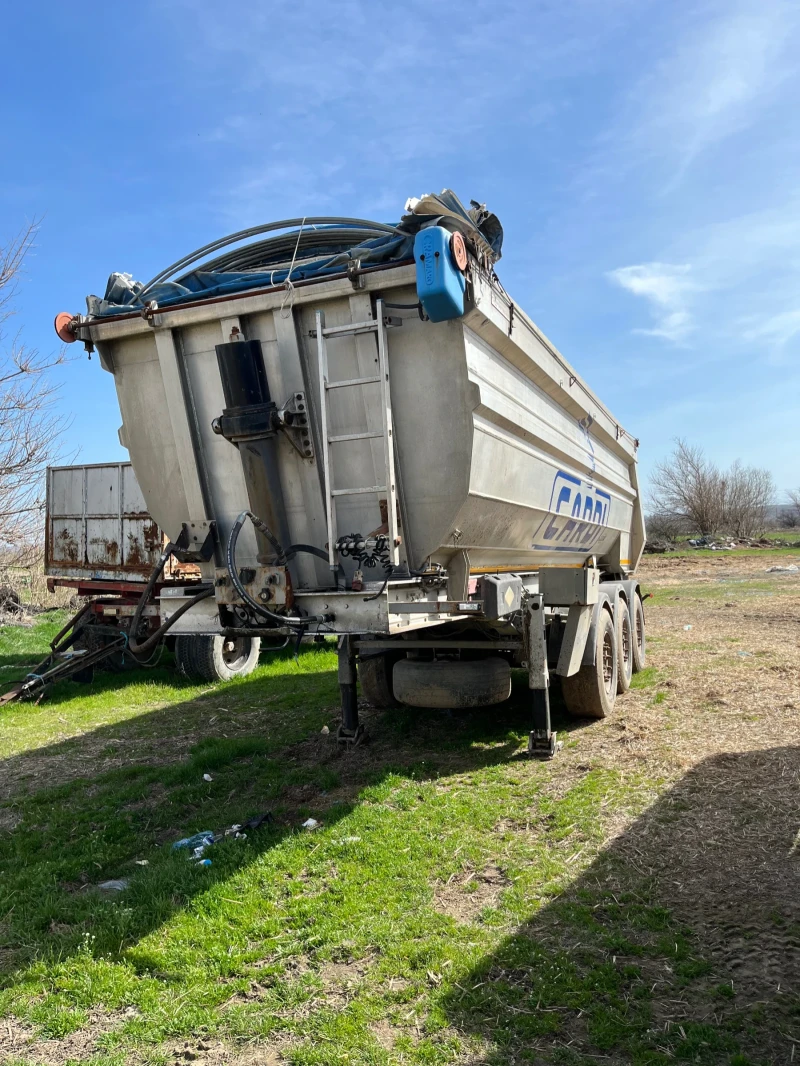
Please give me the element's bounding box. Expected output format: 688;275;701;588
276;392;315;460
172;521;217;563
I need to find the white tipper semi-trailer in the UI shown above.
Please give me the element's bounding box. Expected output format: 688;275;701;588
54;191;646;756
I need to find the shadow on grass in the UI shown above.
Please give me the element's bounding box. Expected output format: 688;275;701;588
442;745;800;1065
0;646;585;1002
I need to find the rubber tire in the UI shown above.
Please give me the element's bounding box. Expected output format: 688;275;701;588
175;635;260;682
561;608;618;719
359;653;402;709
393;656;511;709
631;592;647;673
74;623;128;673
0;586;21;611
616;600;633;694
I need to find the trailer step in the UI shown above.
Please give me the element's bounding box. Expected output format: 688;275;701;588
325;375;381;390
327;430;383;443
331;485;387;497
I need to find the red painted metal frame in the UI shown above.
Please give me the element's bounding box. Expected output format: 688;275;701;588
47;577;201;600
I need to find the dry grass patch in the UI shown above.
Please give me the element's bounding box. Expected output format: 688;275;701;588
434;863;511;923
166;1038;286;1064
0;1008;135;1064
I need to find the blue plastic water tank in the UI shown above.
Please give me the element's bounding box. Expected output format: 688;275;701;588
414;226;466;322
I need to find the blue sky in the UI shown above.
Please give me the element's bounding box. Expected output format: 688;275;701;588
3;0;799;496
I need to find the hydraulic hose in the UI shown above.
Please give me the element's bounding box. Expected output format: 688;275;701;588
126;541;214;658
285;543;328;562
128;587;214;658
128;542;173;645
285;542;344;591
226;511;332;627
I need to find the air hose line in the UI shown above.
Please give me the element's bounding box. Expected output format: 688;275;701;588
226;511;332;627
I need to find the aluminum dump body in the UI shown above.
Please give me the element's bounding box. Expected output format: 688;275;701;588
81;263;644;594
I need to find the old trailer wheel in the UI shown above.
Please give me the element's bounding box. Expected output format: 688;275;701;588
359;653;402;709
560;608;618;719
175;635;261;682
616;600;633;693
75;623;128;673
631;592;647;673
393;657;511;709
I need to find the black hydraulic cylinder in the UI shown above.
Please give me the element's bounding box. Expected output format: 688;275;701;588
216;340;271;408
214;339;291;565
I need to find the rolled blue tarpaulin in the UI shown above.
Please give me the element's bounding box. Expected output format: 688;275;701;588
86;190;503;318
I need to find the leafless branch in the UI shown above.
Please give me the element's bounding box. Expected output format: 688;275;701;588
0;222;69;554
649;439;775;538
784;488;800;528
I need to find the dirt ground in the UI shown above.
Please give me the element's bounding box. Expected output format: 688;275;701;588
596;552;800;1006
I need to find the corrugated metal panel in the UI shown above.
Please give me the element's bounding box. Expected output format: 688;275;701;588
45;462;164;580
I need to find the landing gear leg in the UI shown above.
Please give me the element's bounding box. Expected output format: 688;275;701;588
337;635;365;747
525;594;562;759
530;689;559;758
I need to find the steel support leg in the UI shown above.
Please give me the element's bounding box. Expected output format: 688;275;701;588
526;594;561;758
337;635;364;746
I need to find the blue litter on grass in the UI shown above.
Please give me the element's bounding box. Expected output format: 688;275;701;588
172;830;215;851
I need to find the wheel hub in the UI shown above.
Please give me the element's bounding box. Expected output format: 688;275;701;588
602;632;614;691
222;637;249;670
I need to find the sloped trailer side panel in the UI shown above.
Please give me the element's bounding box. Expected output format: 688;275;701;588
86;263;643;588
460;271;644;574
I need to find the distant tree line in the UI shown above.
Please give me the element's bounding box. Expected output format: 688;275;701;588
648;439;778;540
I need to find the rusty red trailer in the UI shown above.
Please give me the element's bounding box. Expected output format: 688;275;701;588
38;463;262;687
45;462;163;581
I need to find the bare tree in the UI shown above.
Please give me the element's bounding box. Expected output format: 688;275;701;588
649;440;724;535
785;488;800;528
650;439;775;538
721;461;775;538
644;510;691;541
0;223;67;562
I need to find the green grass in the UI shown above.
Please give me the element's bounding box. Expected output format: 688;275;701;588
646;577;800;607
629;666;662;689
659;545;800;559
756;530;800;544
0;615;788;1064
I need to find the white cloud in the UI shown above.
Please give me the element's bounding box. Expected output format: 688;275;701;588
651;0;797;169
595;0;800;186
607;262;697;342
165;0;638;224
741;310;800;346
608;193;800;358
737;308;800;365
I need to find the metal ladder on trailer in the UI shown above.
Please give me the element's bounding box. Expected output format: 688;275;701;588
314;299;401;573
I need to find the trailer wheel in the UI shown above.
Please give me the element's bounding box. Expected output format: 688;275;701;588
0;586;21;612
175;635;261;682
631;592;647;673
393;657;511;709
74;623;128;673
561;608;618;719
616;599;633;694
359;653;402;709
